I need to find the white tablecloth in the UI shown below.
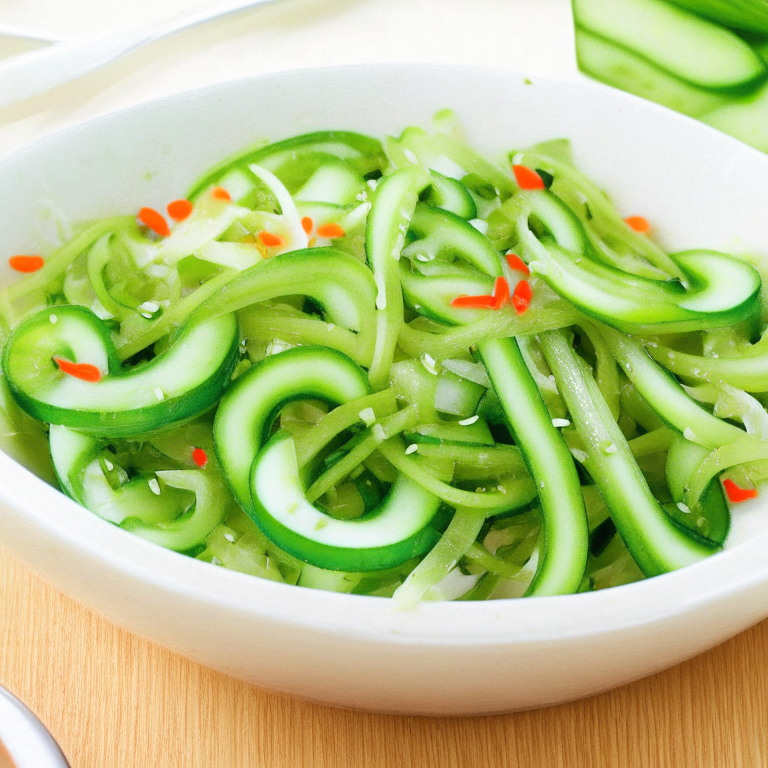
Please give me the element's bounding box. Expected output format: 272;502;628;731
0;0;578;157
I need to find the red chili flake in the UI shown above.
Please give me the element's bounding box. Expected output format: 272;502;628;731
512;165;545;191
301;216;314;235
167;199;193;222
625;215;651;233
512;280;532;315
192;447;208;468
450;294;496;309
317;222;346;239
492;276;511;309
505;252;530;276
258;231;284;247
52;356;102;383
138;207;171;237
9;255;45;273
723;478;758;503
211;186;232;202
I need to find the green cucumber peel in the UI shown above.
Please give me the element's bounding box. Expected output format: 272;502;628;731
366;166;431;389
250;431;443;572
423;171;477;220
648;329;768;393
50;425;203;539
213;345;371;514
664;0;768;33
665;434;730;545
196;247;377;364
573;0;768;90
540;329;716;576
393;506;487;607
596;323;751;449
575;27;730;119
479;337;589;595
122;469;229;552
188;131;387;201
4;305;239;437
528;242;761;334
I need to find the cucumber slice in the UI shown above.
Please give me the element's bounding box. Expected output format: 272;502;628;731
400;260;495;325
395;126;515;197
665;0;768;34
479;338;589;595
596;324;751;449
188;132;386;201
249;432;442;572
523;189;588;255
366;166;431;389
540;330;716;576
423;171;477;220
121;469;229;552
573;0;768;90
665;434;730;544
701;80;768;153
648;331;768;393
404;204;504;278
197;247;378;362
575;27;730;118
293;160;365;206
295;201;350;229
404;419;495;447
214;346;371;513
528;239;761;334
3;305;239;437
50;425;193;529
434;369;486;418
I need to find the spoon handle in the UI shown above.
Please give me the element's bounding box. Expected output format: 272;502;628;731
0;0;285;110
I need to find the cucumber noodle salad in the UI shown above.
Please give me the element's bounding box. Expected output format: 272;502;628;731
1;112;767;606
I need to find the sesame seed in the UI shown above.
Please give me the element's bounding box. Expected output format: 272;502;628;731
148;478;161;495
459;415;479;426
551;418;570;428
405;444;418;455
154;387;165;401
49;314;58;324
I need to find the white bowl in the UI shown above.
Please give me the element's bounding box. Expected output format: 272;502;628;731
1;65;768;716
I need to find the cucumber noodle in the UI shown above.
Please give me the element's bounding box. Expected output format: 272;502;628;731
1;114;766;604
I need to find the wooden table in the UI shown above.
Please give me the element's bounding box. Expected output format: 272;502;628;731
1;547;767;768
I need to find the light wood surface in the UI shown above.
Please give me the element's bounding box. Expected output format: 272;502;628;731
1;547;767;768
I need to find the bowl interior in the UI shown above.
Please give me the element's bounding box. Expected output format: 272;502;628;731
1;64;768;644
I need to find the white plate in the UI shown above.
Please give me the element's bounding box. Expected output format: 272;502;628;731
1;65;768;716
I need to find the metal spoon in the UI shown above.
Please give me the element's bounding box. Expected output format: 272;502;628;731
0;0;287;110
0;685;70;768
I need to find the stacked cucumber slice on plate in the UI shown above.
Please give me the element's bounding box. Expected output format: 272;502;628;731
573;0;768;152
2;113;767;604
